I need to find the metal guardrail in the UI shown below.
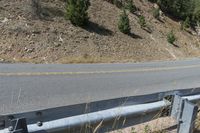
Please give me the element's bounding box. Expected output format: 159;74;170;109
1;88;200;133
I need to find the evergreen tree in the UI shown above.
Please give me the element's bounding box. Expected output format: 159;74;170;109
148;0;200;25
138;15;146;28
183;16;191;29
66;0;90;26
126;0;137;13
153;8;160;19
118;10;131;34
193;0;200;24
167;30;176;44
158;0;194;19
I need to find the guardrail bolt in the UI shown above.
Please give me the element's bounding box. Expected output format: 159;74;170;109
8;126;13;131
37;121;43;127
178;119;183;123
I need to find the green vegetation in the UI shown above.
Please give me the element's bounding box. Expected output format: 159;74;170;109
152;8;160;19
167;30;176;44
65;0;90;26
157;0;194;19
144;125;152;133
114;0;123;8
193;3;200;25
181;16;191;30
131;127;137;133
138;15;146;28
125;0;137;13
118;10;131;34
148;0;200;26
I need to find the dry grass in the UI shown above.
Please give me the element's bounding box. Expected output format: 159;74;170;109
56;55;119;64
194;112;200;133
109;117;176;133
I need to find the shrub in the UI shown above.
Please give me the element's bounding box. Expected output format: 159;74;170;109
157;0;194;19
65;0;90;26
147;0;200;26
125;0;137;13
180;21;184;30
167;31;176;44
114;0;123;8
183;16;191;29
148;0;158;3
138;15;146;28
193;5;200;25
118;10;131;34
152;8;160;19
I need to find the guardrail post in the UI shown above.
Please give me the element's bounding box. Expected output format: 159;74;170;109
8;118;28;133
0;117;5;130
171;95;198;133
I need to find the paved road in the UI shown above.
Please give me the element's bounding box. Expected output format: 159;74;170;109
1;58;200;114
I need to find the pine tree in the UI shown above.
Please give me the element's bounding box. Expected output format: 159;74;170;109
138;15;146;28
183;16;190;29
193;1;200;24
158;0;194;19
66;0;90;26
126;0;137;13
153;8;160;19
118;10;131;34
167;30;176;44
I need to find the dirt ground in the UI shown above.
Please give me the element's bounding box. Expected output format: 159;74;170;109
111;116;200;133
0;0;200;64
110;117;177;133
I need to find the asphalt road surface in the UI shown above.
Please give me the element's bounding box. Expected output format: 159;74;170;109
1;58;200;114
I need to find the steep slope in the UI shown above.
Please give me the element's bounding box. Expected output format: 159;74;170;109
0;0;200;63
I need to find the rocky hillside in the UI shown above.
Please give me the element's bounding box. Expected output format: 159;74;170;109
0;0;200;63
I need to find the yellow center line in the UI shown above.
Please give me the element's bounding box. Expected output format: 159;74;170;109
0;64;200;76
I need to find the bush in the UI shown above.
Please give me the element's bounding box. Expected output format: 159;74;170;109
180;16;191;30
65;0;90;26
125;0;137;13
180;21;184;30
167;31;176;44
157;0;194;19
152;8;160;19
193;5;200;25
148;0;200;26
138;15;146;28
114;0;123;8
183;16;191;29
118;10;131;34
148;0;158;3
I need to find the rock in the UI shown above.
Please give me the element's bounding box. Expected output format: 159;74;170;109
153;3;159;9
58;35;63;42
32;30;41;34
0;58;5;62
1;18;8;23
83;35;89;39
195;26;200;36
24;47;34;53
54;43;61;47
